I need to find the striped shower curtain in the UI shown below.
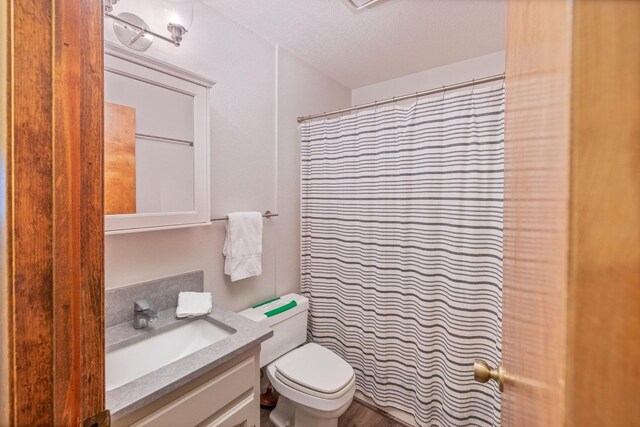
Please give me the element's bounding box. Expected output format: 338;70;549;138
300;85;504;427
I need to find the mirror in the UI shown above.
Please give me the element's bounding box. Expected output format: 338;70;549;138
104;42;214;234
104;72;195;214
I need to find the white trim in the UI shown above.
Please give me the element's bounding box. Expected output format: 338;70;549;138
105;221;212;236
105;41;215;88
274;44;280;297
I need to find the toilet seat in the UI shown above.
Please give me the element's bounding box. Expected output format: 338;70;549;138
275;370;354;399
266;343;356;412
274;343;354;398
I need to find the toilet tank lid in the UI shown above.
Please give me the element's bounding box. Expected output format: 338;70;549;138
239;293;309;326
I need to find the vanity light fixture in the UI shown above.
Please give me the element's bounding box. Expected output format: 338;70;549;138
341;0;384;13
165;0;194;47
104;0;194;49
112;12;154;52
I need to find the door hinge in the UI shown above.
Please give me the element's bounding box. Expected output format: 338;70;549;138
82;409;111;427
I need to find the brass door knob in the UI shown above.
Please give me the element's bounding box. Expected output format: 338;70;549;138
474;359;505;391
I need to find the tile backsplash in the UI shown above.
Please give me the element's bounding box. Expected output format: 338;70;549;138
105;271;204;328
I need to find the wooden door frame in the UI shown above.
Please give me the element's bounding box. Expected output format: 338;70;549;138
0;0;10;421
1;0;105;425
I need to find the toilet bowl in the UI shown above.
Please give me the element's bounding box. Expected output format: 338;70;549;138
266;342;356;427
239;294;356;427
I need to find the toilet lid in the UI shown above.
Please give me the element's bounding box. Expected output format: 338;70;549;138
274;343;354;395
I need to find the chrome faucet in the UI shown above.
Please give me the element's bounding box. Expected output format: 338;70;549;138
133;299;158;329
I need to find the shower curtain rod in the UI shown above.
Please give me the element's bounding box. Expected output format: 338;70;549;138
296;73;505;123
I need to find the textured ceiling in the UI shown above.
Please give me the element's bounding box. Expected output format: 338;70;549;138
202;0;505;88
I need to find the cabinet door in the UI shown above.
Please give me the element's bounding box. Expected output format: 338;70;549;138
104;42;214;234
131;357;256;427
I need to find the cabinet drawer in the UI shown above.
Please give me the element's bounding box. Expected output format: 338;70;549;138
131;356;255;427
204;393;255;427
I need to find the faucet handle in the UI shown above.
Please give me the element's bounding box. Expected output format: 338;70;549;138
134;299;150;312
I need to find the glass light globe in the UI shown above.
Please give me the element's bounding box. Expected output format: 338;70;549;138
164;0;194;30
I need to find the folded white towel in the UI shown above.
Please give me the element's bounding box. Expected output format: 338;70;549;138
176;292;213;318
222;212;263;282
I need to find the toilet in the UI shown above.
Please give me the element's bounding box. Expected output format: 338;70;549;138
239;294;356;427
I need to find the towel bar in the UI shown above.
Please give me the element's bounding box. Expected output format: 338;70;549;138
210;210;278;222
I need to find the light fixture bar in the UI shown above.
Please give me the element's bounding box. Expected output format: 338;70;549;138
342;0;383;13
105;12;180;46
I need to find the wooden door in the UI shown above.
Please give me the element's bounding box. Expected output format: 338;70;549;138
501;0;572;424
495;0;640;426
0;0;106;425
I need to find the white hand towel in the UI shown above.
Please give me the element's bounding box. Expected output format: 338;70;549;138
222;212;263;282
176;292;213;318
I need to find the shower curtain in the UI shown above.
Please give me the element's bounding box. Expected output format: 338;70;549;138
300;85;504;427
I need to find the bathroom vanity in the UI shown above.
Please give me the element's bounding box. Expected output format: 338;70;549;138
117;349;260;427
105;272;272;426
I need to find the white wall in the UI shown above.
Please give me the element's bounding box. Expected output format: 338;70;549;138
352;51;505;105
103;3;500;313
104;2;350;310
275;47;352;296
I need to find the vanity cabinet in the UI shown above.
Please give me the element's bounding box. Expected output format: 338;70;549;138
114;348;260;427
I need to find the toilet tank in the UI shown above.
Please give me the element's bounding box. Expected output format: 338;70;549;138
239;293;309;367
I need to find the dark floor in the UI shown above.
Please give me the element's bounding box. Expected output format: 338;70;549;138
260;398;407;427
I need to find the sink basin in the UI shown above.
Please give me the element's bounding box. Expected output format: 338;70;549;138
106;319;232;391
